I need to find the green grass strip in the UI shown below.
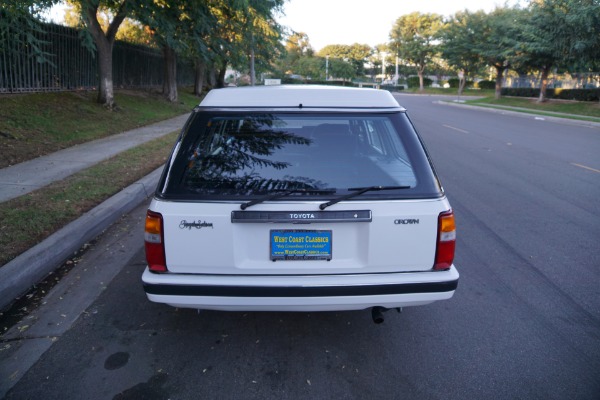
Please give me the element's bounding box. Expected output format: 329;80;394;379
0;89;200;168
0;131;179;266
465;96;600;120
463;103;600;123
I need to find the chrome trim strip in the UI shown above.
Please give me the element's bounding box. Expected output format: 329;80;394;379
231;210;372;223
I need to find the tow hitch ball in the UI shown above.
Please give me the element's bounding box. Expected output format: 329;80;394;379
371;307;402;324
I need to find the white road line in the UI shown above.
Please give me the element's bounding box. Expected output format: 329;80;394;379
571;163;600;174
442;124;469;134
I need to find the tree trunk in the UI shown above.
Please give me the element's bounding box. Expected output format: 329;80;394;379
494;65;505;100
458;70;466;96
95;36;115;108
207;66;217;89
250;46;256;86
538;65;551;103
216;61;227;88
194;59;206;96
83;1;128;109
418;66;425;92
458;78;466;96
162;45;178;102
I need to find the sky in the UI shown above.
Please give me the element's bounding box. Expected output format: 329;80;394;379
276;0;514;51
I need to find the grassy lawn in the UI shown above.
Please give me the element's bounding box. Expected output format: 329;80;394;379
400;87;494;97
0;131;178;266
395;88;599;120
0;88;200;168
464;96;600;120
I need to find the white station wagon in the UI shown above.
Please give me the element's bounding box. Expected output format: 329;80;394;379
142;85;458;323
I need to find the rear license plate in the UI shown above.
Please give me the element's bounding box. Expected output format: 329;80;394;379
270;230;332;261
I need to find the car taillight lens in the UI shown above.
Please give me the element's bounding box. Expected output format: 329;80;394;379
434;210;456;270
145;210;167;273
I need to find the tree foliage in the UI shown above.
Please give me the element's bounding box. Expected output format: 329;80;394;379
389;12;444;91
518;0;600;101
134;0;215;100
439;10;488;93
292;56;323;79
237;0;285;85
0;1;58;64
190;0;284;89
76;0;130;108
481;7;526;98
317;43;372;77
328;58;355;81
436;1;599;100
285;31;314;62
64;1;153;46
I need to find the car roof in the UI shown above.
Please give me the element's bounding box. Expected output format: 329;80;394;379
198;85;405;111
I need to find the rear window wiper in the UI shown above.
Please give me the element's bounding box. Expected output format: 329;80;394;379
319;185;411;210
240;188;337;210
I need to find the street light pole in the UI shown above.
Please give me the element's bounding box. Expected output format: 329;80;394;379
325;55;329;81
381;52;386;83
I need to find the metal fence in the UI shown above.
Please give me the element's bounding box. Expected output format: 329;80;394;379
0;21;194;93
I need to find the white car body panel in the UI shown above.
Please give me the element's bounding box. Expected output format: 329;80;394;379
200;84;404;110
142;266;458;311
153;198;449;275
142;85;459;313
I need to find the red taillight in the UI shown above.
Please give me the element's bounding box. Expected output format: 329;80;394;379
434;210;456;270
145;210;167;273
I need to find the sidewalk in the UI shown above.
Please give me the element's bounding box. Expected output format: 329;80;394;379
0;114;189;311
0;114;189;203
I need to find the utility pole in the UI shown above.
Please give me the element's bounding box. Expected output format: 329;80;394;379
381;52;387;82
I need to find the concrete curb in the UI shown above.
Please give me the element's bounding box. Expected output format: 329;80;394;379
436;100;600;129
0;167;163;311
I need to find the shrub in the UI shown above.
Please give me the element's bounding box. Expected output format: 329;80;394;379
447;78;474;89
407;76;433;88
476;80;496;90
553;88;600;101
281;77;304;85
501;88;538;97
278;78;357;87
500;88;599;101
381;85;405;92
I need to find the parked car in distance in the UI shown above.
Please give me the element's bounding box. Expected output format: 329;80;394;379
142;85;458;323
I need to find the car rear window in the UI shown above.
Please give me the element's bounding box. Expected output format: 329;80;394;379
158;112;443;200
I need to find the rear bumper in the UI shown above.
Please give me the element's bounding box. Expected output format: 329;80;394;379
142;266;459;311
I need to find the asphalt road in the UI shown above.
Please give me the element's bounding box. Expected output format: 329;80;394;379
4;95;600;399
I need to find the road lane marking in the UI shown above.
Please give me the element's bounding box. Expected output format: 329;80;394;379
571;163;600;174
442;124;469;134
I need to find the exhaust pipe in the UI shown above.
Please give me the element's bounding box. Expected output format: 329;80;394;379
371;307;385;324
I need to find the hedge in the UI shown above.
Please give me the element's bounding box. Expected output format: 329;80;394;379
381;84;405;92
501;88;600;102
278;78;359;87
476;80;496;90
446;78;474;88
407;76;433;88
